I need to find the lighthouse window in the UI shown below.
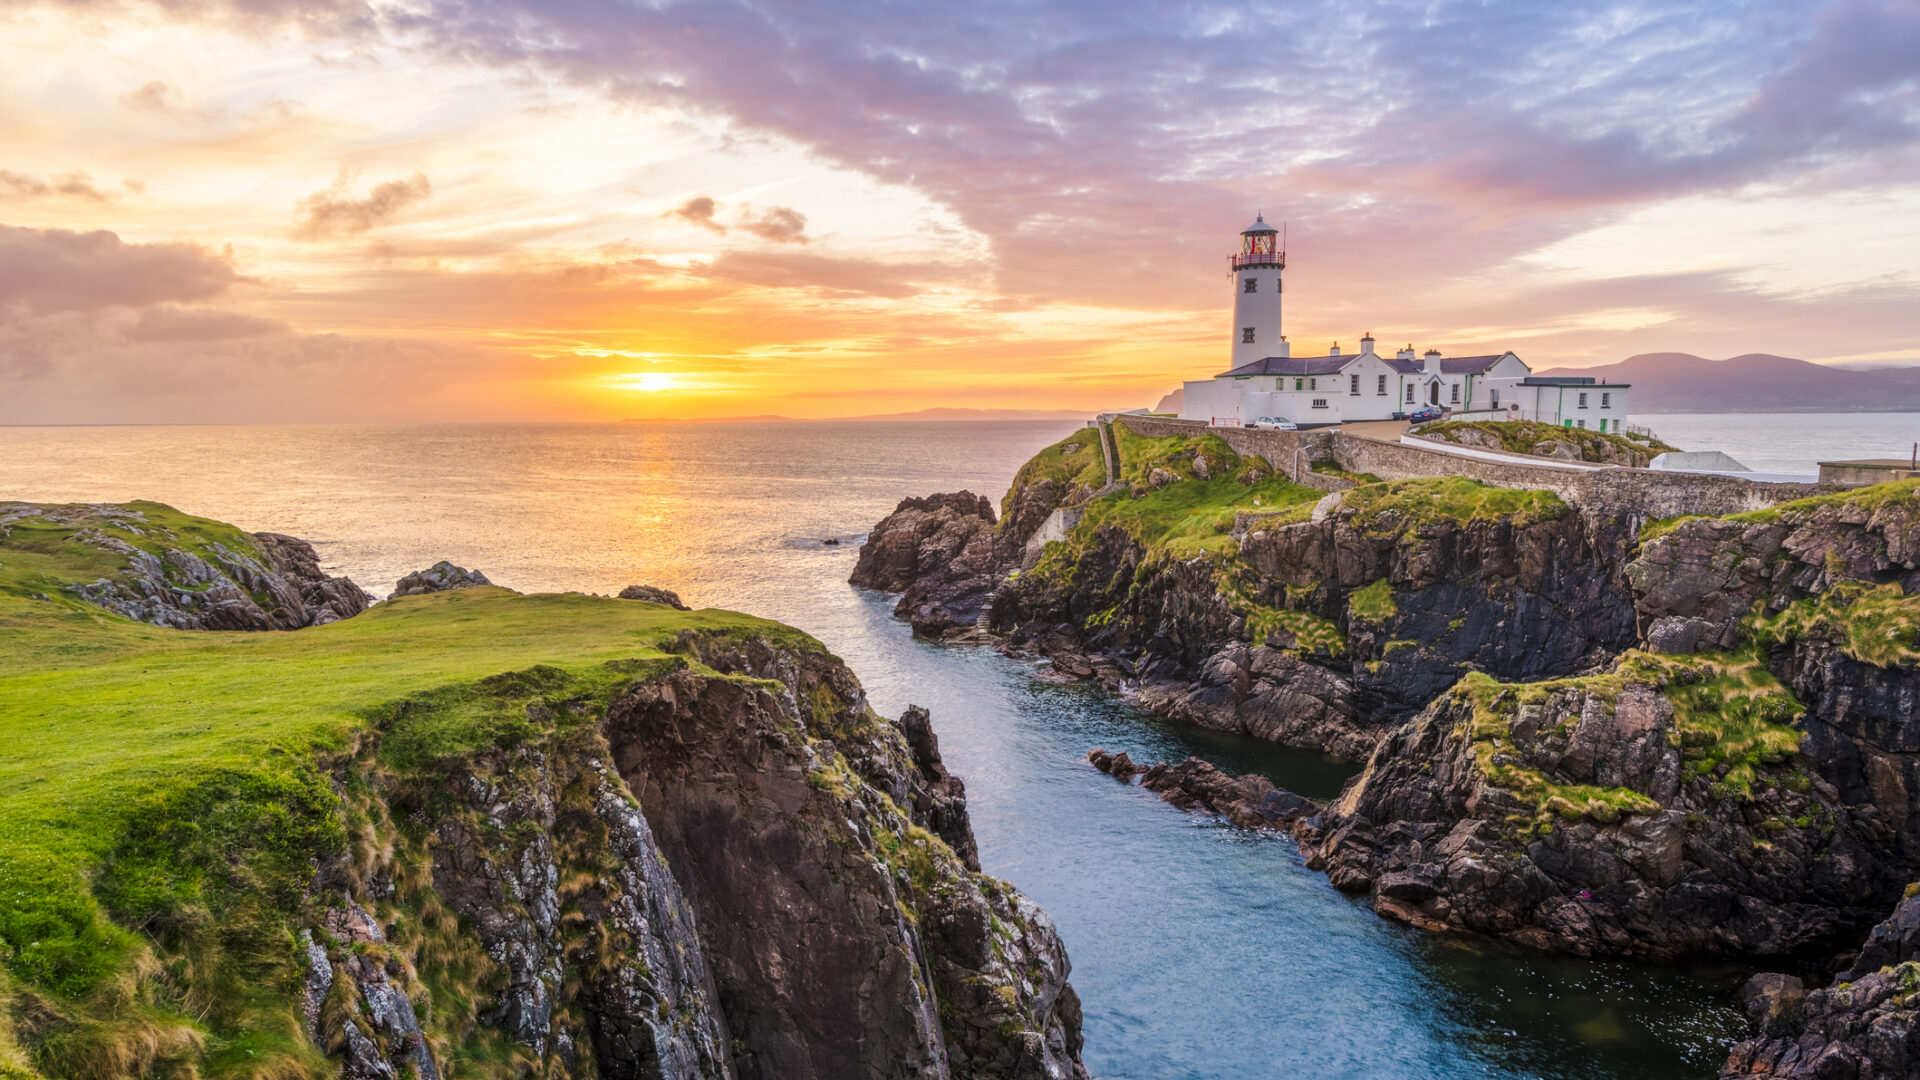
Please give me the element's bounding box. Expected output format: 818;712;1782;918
1242;327;1255;343
1244;278;1257;293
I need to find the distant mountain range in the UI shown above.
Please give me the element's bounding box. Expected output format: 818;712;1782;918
623;407;1104;423
1537;353;1920;413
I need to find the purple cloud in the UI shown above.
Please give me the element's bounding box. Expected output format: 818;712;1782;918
294;172;432;239
0;225;243;311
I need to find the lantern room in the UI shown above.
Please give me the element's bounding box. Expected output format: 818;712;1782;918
1233;213;1284;269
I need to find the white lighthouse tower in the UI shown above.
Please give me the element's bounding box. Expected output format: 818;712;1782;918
1229;213;1285;369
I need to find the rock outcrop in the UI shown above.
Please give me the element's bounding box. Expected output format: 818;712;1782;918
296;633;1088;1080
1722;887;1920;1078
618;583;690;609
849;492;1002;637
1089;749;1319;830
1302;664;1908;960
998;482;1636;759
388;560;493;599
0;501;372;629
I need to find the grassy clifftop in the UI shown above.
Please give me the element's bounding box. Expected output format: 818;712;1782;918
0;502;808;1077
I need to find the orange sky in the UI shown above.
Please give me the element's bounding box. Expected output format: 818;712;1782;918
2;1;1917;422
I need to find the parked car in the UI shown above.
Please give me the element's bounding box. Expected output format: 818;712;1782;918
1408;405;1445;424
1250;416;1298;430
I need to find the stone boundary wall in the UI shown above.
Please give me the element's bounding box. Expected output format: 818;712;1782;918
1113;414;1845;520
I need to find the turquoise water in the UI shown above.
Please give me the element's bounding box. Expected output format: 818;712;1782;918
0;420;1752;1078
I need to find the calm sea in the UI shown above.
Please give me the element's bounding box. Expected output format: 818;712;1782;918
1;419;1778;1080
1644;412;1920;476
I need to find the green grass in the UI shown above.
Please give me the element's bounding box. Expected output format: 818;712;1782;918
1720;477;1920;528
1341;477;1569;536
1415;419;1677;462
998;427;1108;522
0;501;818;1077
1347;578;1398;622
1074;476;1320;558
1753;580;1920;668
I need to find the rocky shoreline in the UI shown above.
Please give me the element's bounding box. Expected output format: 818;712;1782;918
853;426;1920;1075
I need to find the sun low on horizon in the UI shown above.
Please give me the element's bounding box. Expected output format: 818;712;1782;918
2;0;1918;424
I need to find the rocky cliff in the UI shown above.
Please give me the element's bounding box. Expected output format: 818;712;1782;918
1;500;370;629
0;503;1087;1080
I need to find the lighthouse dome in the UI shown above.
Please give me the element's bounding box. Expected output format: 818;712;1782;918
1242;213;1278;234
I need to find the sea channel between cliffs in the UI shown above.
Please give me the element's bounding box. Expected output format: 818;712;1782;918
854;416;1920;1079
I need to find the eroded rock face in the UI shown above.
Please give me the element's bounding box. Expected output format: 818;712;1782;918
388;560;492;599
1302;679;1905;960
315;635;1088;1080
995;499;1638;759
850;492;1002;637
1722;888;1920;1078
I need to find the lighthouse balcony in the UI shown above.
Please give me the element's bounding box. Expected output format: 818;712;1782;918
1231;251;1286;270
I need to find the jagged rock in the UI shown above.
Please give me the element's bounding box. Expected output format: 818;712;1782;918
1302;677;1906;960
617;583;689;609
306;635;1086;1080
1148;467;1177;489
1094;751;1320;830
1722;889;1920;1078
1646;614;1718;654
849;491;1001;637
1532;439;1582;460
3;502;373;630
388;560;492;599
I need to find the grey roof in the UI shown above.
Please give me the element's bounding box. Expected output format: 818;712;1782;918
1216;353;1355;378
1242;214;1278;234
1382;357;1422;375
1440;353;1511;375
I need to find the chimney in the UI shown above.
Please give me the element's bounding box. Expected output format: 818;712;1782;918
1278;335;1290;358
1423;348;1441;375
1396;344;1416;361
1360;332;1376;356
1329;342;1341;357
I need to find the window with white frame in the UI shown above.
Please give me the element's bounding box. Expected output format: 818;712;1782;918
1311;398;1328;409
1578;392;1588;408
1405;384;1414;404
1601;392;1611;407
1450;383;1460;404
1309;377;1317;391
1377;374;1387;395
1350;373;1360;395
1491;390;1500;408
1577;419;1586;428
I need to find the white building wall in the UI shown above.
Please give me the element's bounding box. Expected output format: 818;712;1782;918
1179;378;1249;425
1229;267;1283;369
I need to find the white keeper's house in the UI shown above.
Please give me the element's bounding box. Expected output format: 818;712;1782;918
1178;214;1631;431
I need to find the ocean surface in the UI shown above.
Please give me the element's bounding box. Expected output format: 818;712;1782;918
1644;412;1920;476
0;417;1824;1079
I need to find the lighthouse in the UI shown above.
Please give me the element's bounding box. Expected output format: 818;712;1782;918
1229;213;1285;368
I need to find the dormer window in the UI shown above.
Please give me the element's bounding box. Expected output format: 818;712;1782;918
1242;327;1255;343
1244;278;1257;293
